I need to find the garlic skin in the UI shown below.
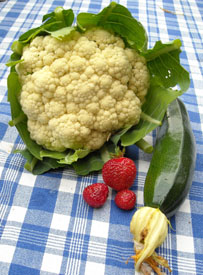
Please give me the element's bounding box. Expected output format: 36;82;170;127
130;206;168;271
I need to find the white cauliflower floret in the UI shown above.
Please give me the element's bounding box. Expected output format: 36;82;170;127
17;28;150;152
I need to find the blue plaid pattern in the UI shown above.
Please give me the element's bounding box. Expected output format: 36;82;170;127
0;0;203;274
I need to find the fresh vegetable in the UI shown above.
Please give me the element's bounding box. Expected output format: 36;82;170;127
144;98;196;218
83;183;109;208
102;157;137;191
115;189;136;210
130;207;171;274
130;98;196;274
15;28;149;152
7;2;190;175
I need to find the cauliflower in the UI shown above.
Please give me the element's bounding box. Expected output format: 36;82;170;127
16;28;150;152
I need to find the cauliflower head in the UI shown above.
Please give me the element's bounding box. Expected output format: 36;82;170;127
17;28;150;152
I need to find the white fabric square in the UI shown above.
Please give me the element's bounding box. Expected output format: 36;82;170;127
59;178;77;193
19;172;36;187
138;160;150;173
85;261;105;275
90;220;109;239
0;244;15;263
179;198;191;213
41;253;63;274
0;166;3;178
176;235;194;253
7;206;27;223
136;190;143;205
51;213;70;231
0;141;13;154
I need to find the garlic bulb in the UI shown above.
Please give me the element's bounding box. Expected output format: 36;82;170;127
130;206;168;272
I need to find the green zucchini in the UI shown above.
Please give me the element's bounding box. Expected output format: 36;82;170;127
144;98;196;218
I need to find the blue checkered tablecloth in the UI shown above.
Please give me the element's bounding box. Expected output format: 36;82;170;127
0;0;203;274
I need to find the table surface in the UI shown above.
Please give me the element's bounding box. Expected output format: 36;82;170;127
0;0;203;274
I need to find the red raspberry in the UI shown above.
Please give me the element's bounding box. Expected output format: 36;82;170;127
102;157;137;191
115;189;136;210
83;183;109;208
